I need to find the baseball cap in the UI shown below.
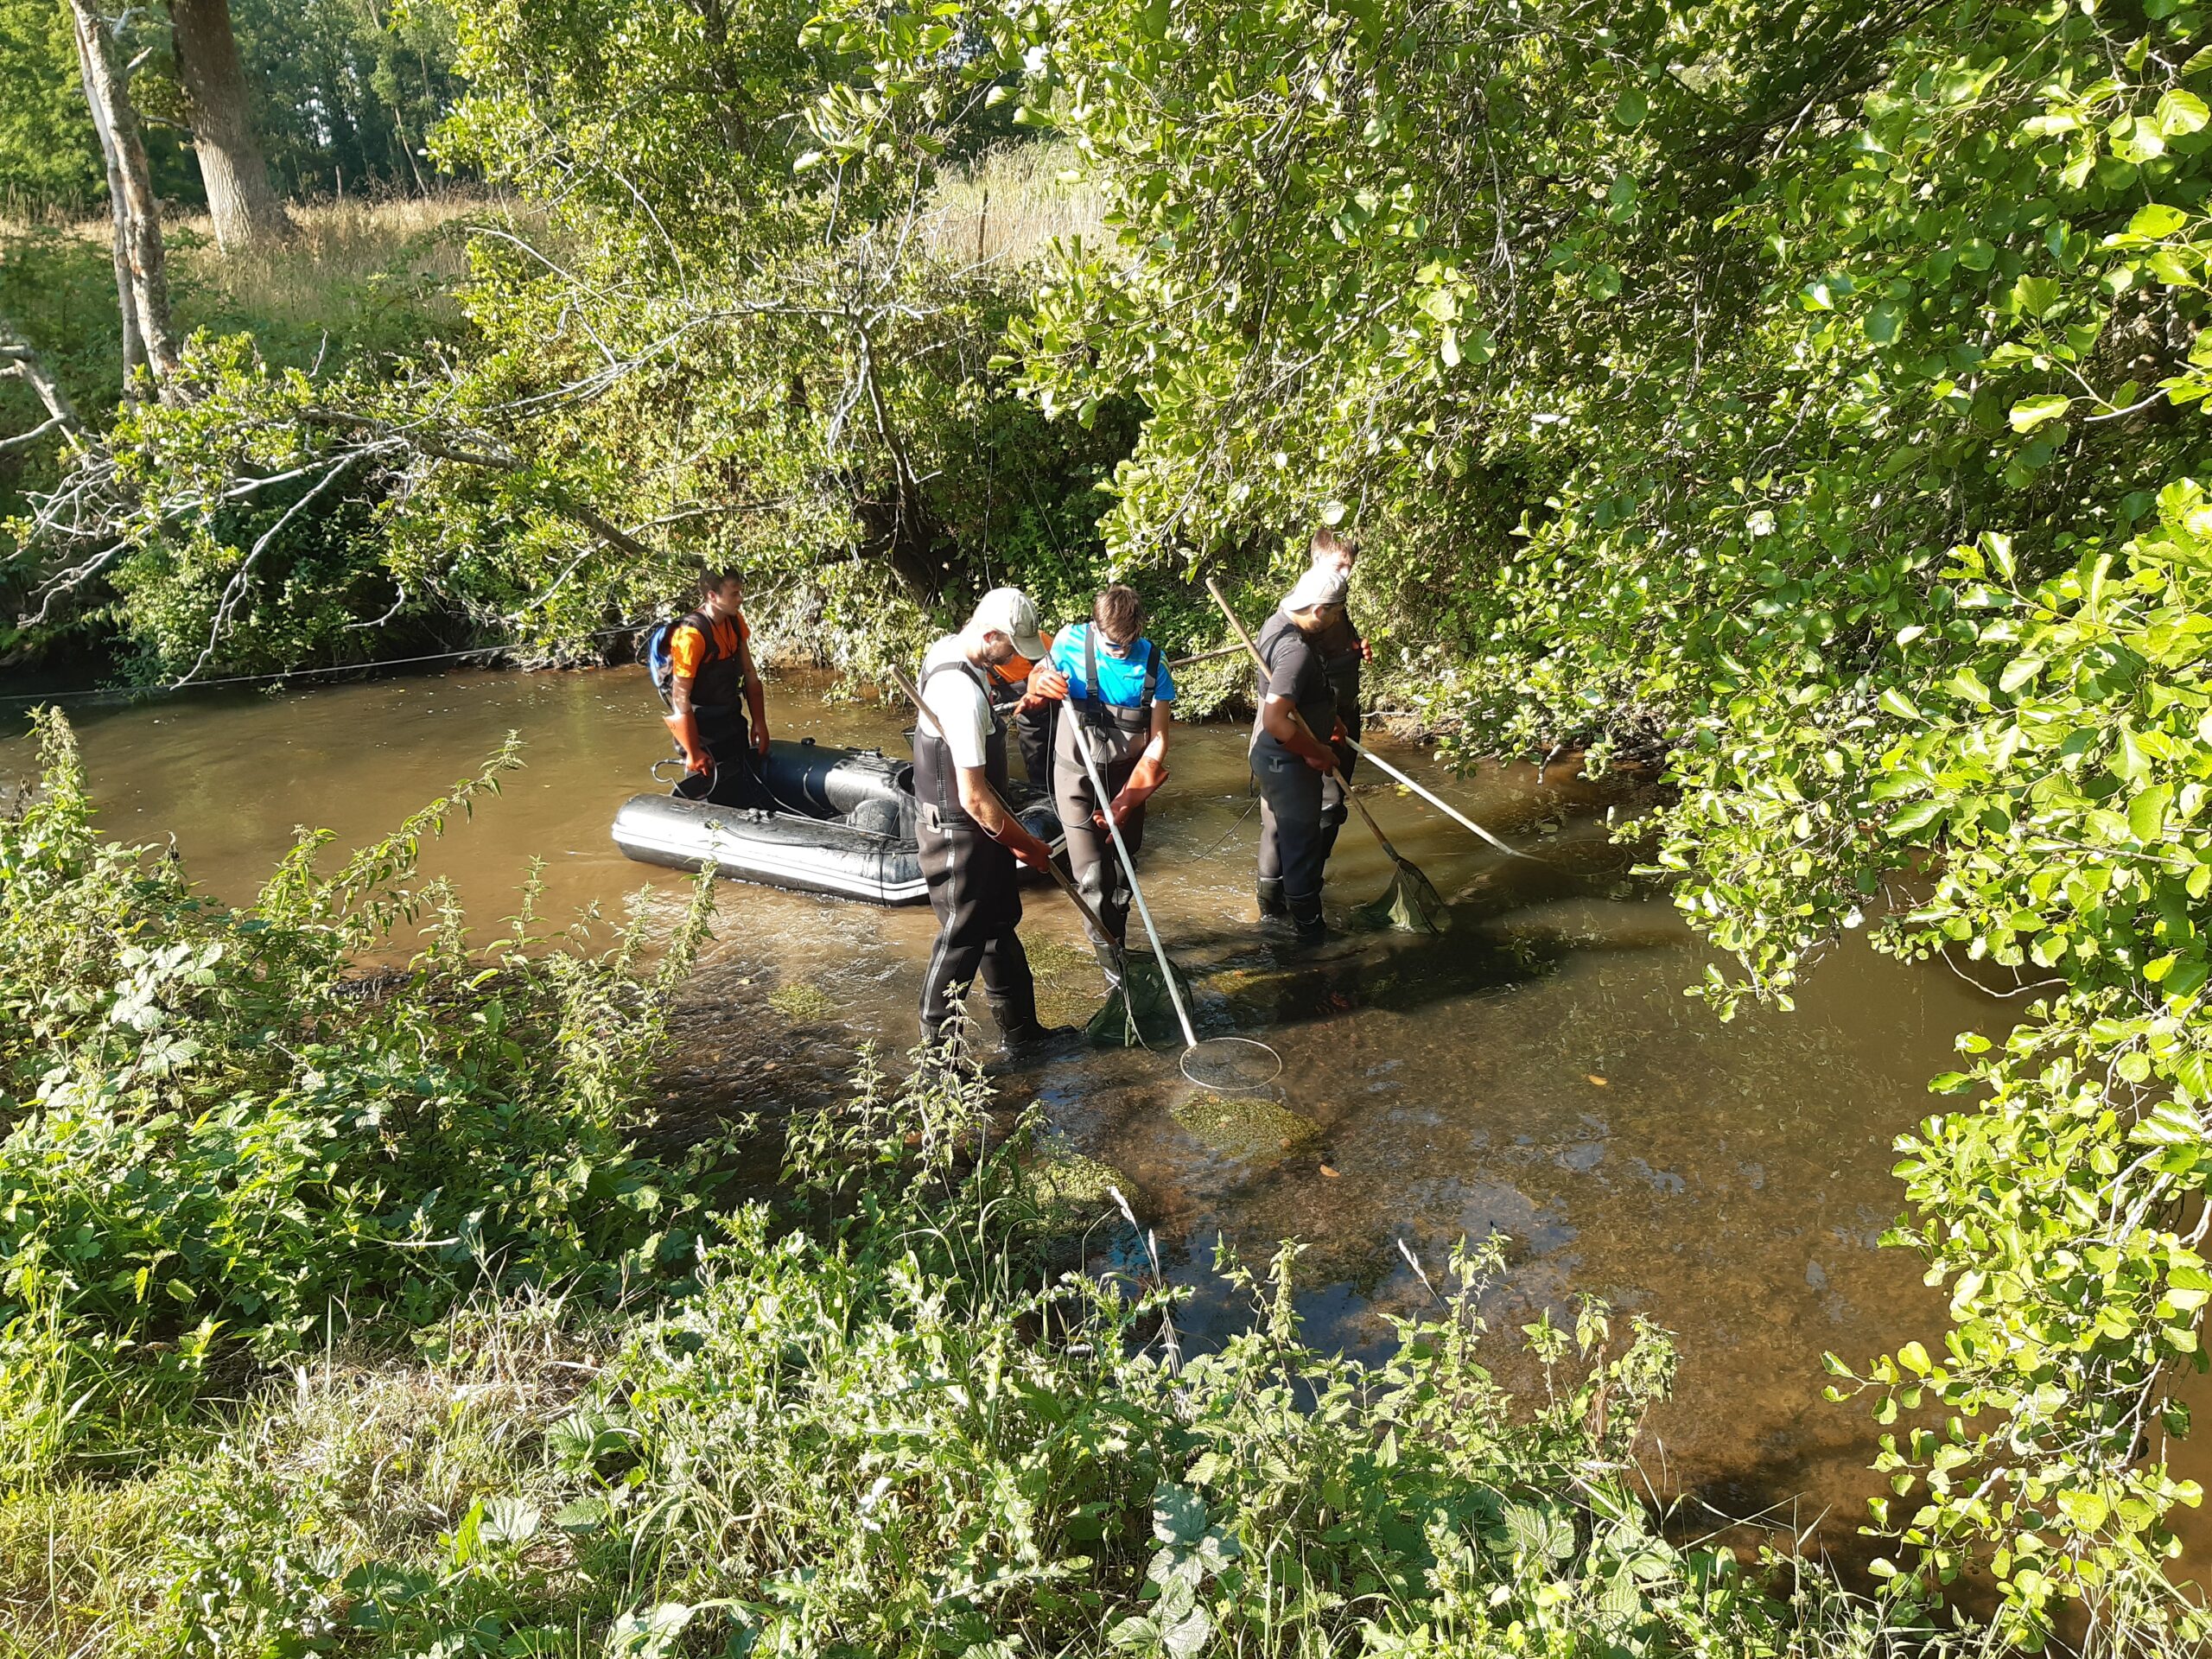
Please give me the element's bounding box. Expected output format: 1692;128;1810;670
971;587;1047;659
1282;565;1349;613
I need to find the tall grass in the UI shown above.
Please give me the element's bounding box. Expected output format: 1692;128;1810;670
168;194;485;334
924;142;1109;268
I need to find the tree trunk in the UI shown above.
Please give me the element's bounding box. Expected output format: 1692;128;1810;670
67;0;182;393
168;0;292;251
72;13;147;386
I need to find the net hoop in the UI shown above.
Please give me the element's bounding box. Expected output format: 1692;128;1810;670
1179;1035;1283;1093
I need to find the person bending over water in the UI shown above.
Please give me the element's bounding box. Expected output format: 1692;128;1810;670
1027;585;1175;995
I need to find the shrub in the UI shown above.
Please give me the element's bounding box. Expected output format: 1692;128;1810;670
0;709;721;1474
0;1049;1920;1657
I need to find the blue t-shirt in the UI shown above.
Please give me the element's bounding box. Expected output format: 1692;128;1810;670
1050;622;1178;708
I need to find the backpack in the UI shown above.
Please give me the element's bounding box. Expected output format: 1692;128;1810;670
642;618;681;708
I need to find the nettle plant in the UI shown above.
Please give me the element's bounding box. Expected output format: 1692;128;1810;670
0;710;719;1472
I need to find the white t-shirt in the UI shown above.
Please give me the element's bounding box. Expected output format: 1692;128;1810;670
918;637;993;769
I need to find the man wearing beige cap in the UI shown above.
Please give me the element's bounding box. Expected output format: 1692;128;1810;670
1249;565;1351;942
912;588;1074;1062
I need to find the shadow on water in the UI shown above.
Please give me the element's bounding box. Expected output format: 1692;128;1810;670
3;664;2205;1592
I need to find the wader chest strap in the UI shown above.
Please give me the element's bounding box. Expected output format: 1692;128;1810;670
1077;630;1159;737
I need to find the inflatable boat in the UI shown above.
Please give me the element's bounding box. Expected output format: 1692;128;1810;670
611;738;1064;906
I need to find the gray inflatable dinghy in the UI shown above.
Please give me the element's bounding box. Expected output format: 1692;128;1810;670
612;737;1063;905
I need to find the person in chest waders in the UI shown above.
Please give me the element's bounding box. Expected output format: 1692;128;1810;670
986;627;1058;787
664;567;773;809
1306;527;1370;869
1251;565;1351;943
1028;585;1175;993
914;588;1078;1064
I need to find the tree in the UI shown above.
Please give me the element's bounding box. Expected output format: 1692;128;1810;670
988;0;2212;1643
0;316;81;454
0;0;100;204
65;0;180;392
168;0;290;248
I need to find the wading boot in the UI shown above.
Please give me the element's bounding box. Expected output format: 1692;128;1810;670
984;987;1080;1074
1288;895;1336;950
1256;878;1288;921
986;1020;1082;1074
1094;939;1127;996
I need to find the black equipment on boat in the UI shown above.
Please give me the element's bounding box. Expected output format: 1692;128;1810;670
612;738;1064;906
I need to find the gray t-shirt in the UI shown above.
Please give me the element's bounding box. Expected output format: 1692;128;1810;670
1251;609;1336;755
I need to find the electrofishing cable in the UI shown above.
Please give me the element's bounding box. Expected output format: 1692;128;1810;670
0;621;657;706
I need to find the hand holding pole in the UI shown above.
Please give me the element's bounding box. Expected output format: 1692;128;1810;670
1204;577;1524;861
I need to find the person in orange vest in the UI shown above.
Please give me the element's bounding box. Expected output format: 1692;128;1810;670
987;627;1058;786
664;567;772;808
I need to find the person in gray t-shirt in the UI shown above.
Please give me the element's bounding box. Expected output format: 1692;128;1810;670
1249;565;1350;941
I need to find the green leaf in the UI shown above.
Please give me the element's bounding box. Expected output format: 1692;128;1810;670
1611;86;1648;130
2056;1490;2110;1530
2159;89;2210;137
2012;276;2063;317
2129;202;2191;239
1152;1482;1207;1545
1887;800;1946;836
1161;1607;1212;1659
2009;394;2073;432
2129;784;2172;841
1109;1616;1163;1651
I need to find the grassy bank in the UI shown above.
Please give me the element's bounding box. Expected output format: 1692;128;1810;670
1;197;480;428
0;709;1918;1657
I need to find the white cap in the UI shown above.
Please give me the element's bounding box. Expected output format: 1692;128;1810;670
970;587;1047;659
1282;566;1349;613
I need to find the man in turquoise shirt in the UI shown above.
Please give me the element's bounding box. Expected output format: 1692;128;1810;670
1029;585;1175;992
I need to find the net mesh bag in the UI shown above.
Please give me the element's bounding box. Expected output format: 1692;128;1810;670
1357;861;1452;933
1085;952;1192;1050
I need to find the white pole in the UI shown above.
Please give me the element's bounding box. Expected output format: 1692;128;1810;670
1066;717;1198;1051
1345;737;1529;859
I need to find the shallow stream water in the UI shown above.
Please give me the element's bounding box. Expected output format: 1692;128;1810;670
5;665;2202;1585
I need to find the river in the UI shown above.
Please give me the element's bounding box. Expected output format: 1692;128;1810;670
4;664;2202;1586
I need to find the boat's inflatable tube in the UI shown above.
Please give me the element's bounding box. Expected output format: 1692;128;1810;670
612;738;1064;906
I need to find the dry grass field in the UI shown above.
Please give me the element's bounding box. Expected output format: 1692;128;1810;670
923;143;1109;268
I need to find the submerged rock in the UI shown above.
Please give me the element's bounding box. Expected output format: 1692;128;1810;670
1027;1134;1124;1217
767;980;838;1021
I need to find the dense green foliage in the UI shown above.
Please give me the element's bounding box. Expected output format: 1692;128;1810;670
0;709;721;1471
0;0;462;209
939;0;2212;1641
0;0;103;204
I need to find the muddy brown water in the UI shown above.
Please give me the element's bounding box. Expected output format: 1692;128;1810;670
5;665;2205;1586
